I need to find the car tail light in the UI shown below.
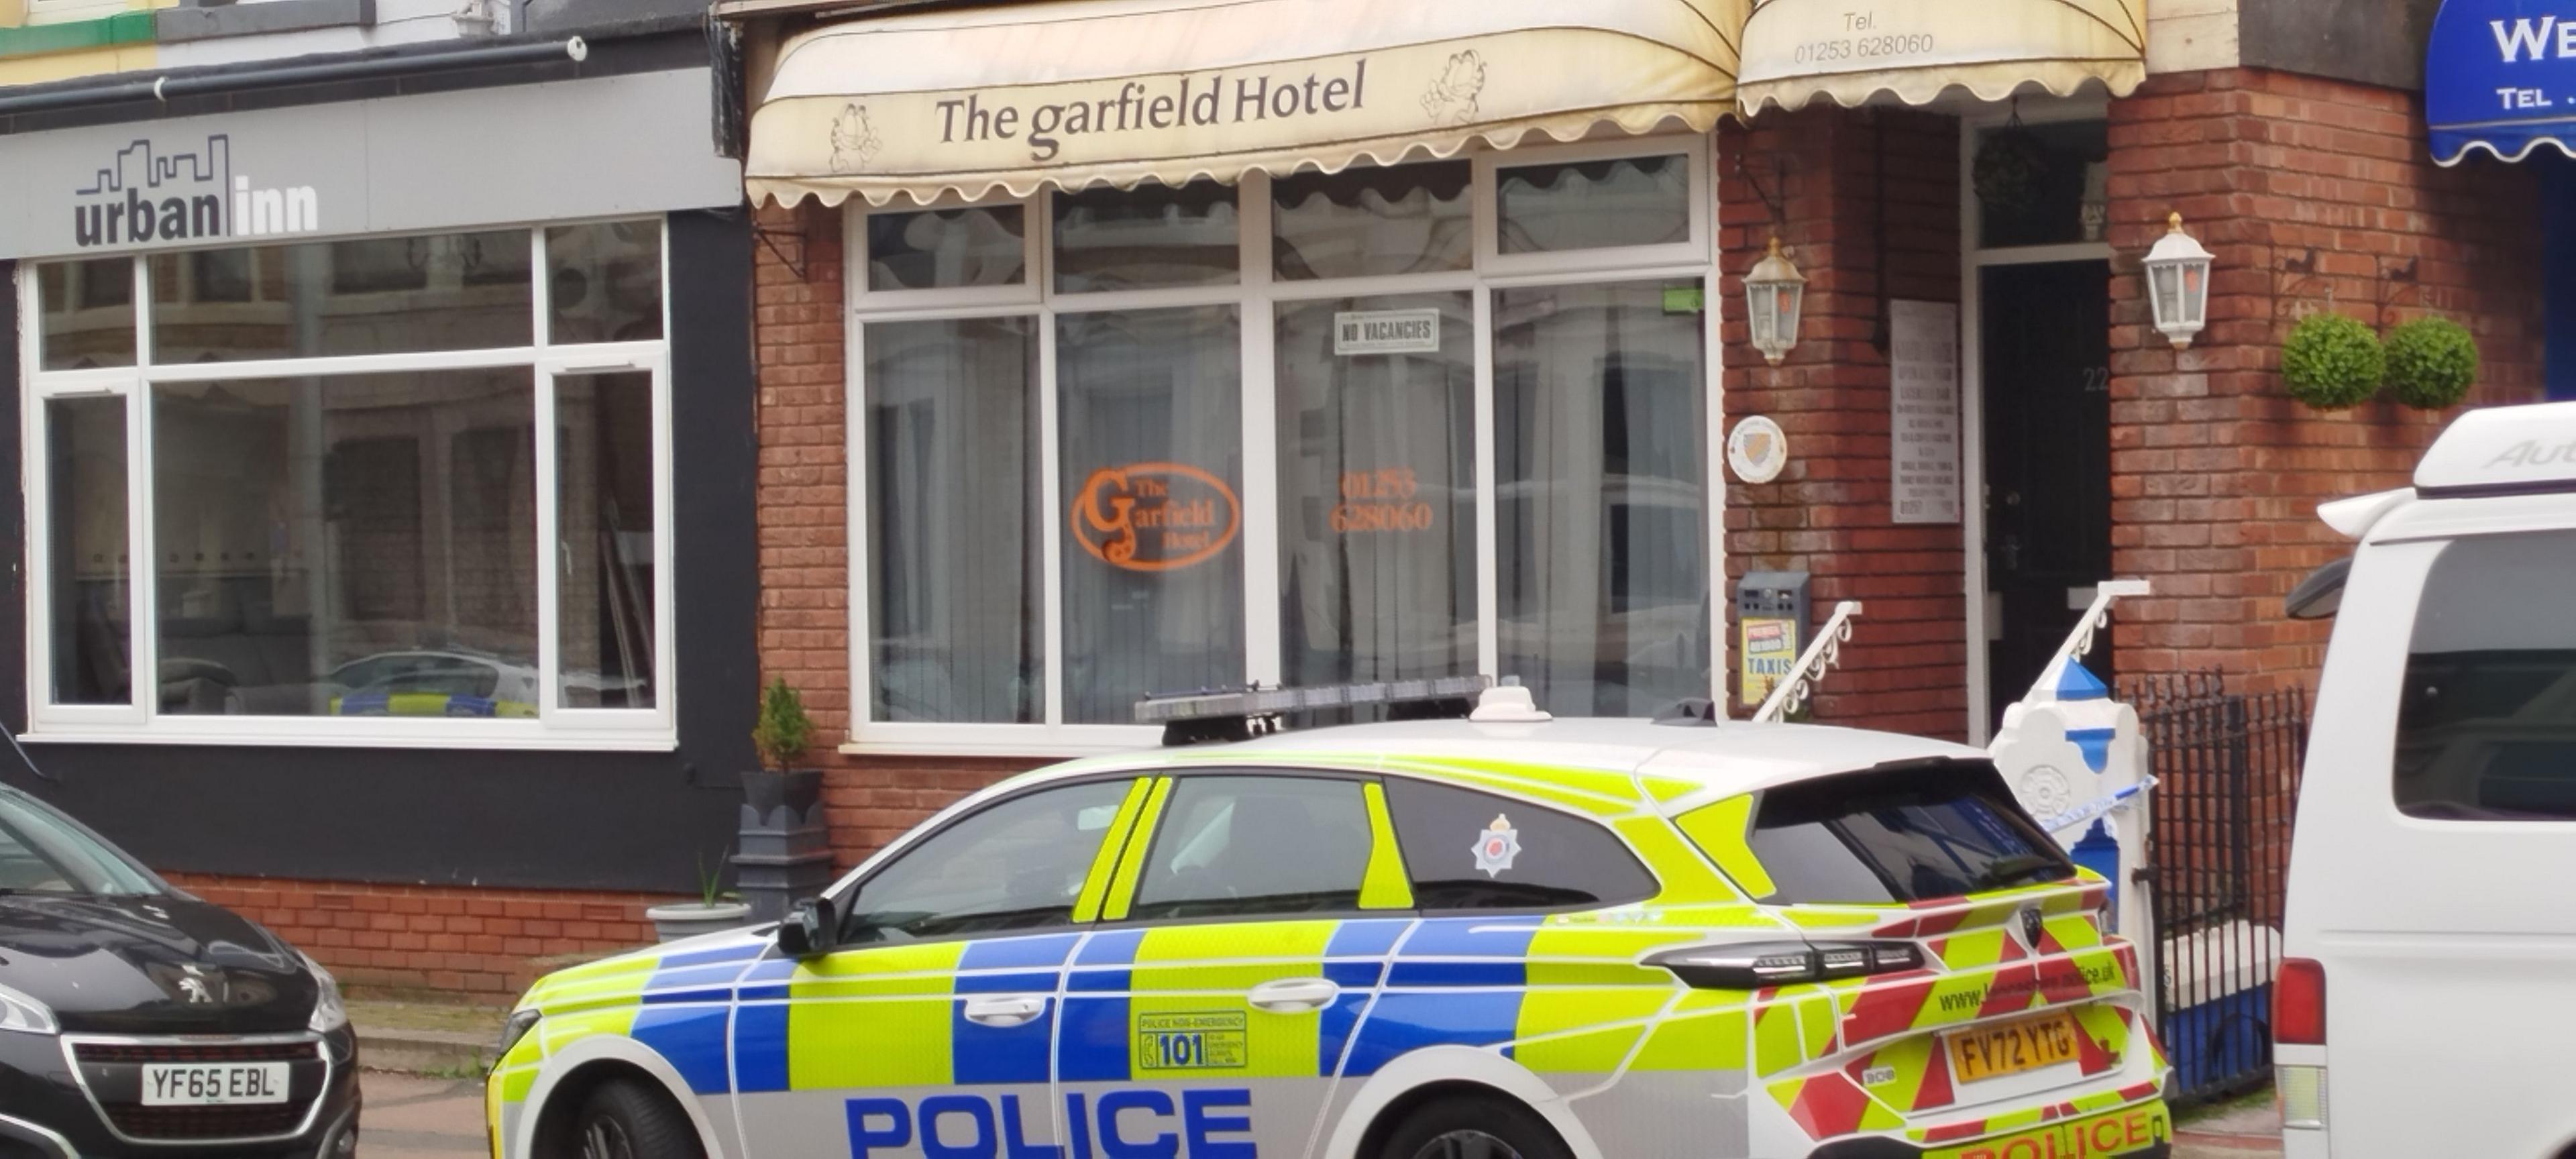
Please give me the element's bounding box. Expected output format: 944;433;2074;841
1645;940;1923;989
2275;957;2326;1045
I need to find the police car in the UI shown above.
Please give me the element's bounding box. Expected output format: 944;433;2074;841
486;685;2171;1159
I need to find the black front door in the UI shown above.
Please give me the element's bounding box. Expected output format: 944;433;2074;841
1981;260;2112;723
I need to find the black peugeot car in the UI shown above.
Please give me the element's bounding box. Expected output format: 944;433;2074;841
0;783;359;1158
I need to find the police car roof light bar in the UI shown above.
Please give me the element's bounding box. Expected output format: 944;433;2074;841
1138;675;1496;747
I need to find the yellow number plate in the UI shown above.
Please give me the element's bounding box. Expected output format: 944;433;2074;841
1947;1011;2082;1083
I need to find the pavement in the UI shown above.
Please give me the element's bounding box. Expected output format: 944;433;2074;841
2176;1097;2286;1158
360;1071;486;1159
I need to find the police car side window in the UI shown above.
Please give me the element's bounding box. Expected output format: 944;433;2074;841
2396;531;2576;820
841;778;1134;944
1128;775;1373;920
1382;779;1657;911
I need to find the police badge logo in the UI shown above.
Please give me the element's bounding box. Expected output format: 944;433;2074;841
1472;814;1521;877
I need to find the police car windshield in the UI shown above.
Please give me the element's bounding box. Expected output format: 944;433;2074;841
1746;761;2073;905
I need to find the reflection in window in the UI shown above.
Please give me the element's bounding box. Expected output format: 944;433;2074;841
868;207;1026;291
1277;293;1475;692
547;222;663;343
1055;181;1239;293
38;258;134;371
150;231;535;362
1496;280;1708;716
1273;162;1472;279
557;373;658;709
866;317;1042;723
2396;532;2576;820
47;397;130;706
1132;776;1372;919
843;778;1134;942
151;371;538;717
1059;306;1244;722
1497;154;1690;254
1749;763;2072;903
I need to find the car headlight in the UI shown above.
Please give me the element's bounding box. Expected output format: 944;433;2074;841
498;1007;543;1057
301;953;348;1034
0;981;58;1036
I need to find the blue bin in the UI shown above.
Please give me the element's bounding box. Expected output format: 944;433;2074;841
2158;981;2273;1095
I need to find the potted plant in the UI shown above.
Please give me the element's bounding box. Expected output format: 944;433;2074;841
735;678;833;922
2281;311;2385;410
2383;316;2479;410
645;850;752;942
745;677;821;824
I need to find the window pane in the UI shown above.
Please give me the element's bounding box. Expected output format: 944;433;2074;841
1383;777;1658;911
37;258;133;370
2396;532;2576;820
1059;305;1244;722
46;396;131;706
1496;280;1709;716
867;317;1042;724
1273;162;1471;280
1055;181;1239;293
557;372;657;710
1497;154;1690;254
867;207;1026;291
1132;776;1371;920
1747;762;2072;903
547;221;663;344
152;370;537;718
1277;293;1474;692
843;778;1134;943
149;231;534;363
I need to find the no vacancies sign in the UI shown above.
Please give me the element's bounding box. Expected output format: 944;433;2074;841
0;69;740;260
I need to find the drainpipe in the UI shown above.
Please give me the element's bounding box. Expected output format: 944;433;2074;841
0;36;586;118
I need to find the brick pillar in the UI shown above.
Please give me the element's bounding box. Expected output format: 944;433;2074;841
2103;68;2548;692
1721;107;1969;739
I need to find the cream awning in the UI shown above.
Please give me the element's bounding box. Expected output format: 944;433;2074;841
745;0;1746;207
1735;0;2143;113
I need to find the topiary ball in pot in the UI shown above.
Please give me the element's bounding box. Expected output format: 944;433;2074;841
2280;311;2385;410
2383;316;2479;410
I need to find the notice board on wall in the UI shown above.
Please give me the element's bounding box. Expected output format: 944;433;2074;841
1890;300;1962;525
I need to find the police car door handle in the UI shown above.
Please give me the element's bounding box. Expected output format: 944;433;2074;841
961;995;1049;1028
1247;978;1339;1013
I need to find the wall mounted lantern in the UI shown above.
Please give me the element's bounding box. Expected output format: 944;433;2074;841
1745;235;1807;366
2144;212;2215;350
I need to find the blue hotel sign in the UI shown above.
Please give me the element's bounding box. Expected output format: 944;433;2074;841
2428;0;2576;163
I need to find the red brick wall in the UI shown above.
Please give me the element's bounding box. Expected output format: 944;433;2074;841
2103;68;2549;692
167;874;673;1000
1719;107;1970;740
753;203;1048;867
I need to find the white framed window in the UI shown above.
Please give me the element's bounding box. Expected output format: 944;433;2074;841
847;134;1723;755
17;219;678;749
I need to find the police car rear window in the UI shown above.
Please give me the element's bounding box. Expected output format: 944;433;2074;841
1382;779;1658;911
1747;761;2072;905
2396;531;2576;821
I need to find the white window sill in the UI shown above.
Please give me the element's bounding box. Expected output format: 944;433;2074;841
18;728;680;753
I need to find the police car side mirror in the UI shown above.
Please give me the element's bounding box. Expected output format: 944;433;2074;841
777;897;836;958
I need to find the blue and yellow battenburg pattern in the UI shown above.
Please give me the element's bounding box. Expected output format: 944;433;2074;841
488;753;2166;1159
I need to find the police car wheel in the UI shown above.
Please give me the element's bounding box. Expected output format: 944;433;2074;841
570;1080;702;1159
1380;1095;1570;1159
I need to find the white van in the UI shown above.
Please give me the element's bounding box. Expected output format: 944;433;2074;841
2281;400;2576;1159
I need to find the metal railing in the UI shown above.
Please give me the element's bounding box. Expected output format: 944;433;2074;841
2124;671;2309;1108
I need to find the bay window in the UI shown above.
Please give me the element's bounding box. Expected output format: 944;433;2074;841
849;137;1719;752
19;219;674;747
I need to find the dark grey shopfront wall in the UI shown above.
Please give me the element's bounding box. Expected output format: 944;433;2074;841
0;211;759;895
